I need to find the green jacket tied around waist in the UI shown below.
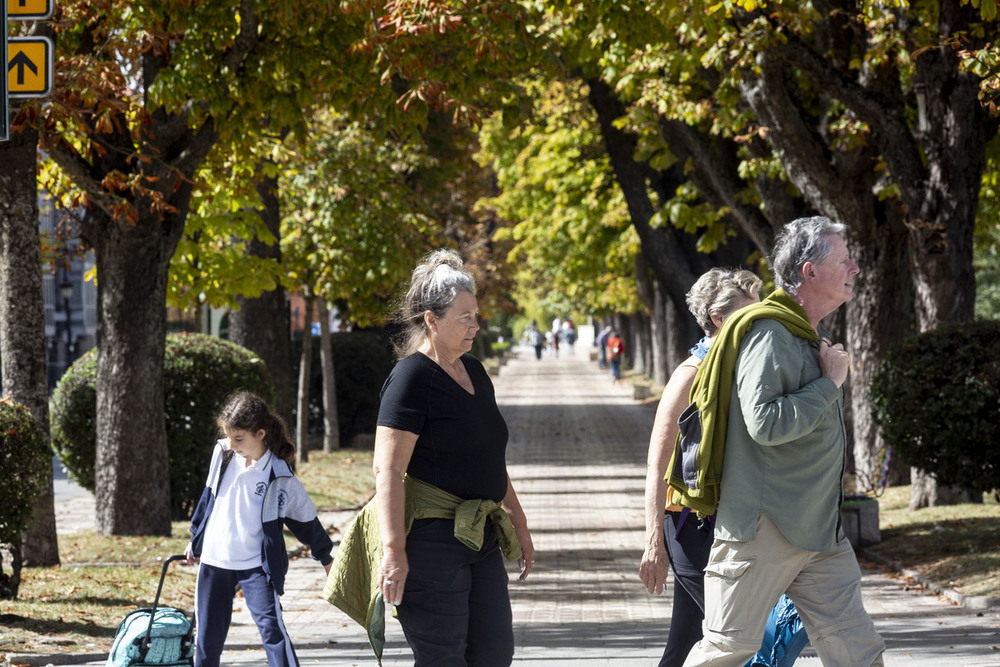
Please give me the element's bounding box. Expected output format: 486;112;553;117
322;475;522;664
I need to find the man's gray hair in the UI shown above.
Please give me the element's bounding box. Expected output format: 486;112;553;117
771;216;846;295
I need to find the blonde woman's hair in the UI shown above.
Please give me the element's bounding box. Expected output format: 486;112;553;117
394;249;476;358
686;268;762;336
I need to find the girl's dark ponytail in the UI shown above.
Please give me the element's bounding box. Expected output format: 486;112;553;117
266;414;296;465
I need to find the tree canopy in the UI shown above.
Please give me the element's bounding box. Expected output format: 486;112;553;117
478;77;640;317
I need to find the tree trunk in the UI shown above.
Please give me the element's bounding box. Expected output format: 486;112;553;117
632;253;655;380
228;168;293;428
634;312;651;377
649;281;670;387
740;49;915;497
909;470;974;511
843;211;912;494
901;20;988;508
0;117;59;565
586;76;756;363
296;291;315;465
93;208;176;536
317;297;340;452
754;0;996;508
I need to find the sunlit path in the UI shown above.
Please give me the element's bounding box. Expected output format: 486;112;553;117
496;346;667;664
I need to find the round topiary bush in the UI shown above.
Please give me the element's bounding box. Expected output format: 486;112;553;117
51;333;276;520
870;320;1000;500
1;398;49;599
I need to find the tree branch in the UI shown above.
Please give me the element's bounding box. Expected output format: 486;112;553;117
222;0;262;74
740;51;847;222
43;142;121;222
659;118;775;252
585;77;699;302
769;34;927;194
171;116;219;180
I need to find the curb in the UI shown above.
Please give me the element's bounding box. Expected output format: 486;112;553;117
861;548;1000;611
4;652;104;666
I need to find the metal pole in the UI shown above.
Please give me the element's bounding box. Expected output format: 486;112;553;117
60;270;74;372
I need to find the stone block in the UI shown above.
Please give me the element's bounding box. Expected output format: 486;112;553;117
841;496;881;547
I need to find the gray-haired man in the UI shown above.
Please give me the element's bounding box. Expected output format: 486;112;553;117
683;217;884;666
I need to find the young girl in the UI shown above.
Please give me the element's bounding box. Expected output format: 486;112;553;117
184;391;333;667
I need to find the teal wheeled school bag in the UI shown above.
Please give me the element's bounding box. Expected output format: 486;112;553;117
106;555;195;667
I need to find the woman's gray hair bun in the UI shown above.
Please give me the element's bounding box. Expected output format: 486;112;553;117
395;249;477;358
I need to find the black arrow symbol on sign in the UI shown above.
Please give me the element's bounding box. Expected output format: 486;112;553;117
8;51;39;85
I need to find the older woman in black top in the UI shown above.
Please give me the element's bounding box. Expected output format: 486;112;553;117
374;249;534;666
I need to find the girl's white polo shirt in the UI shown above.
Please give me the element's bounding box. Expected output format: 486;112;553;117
200;449;273;570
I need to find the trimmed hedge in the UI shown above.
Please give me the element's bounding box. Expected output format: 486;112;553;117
870;320;1000;500
290;330;395;446
0;399;48;544
1;398;49;599
51;333;275;519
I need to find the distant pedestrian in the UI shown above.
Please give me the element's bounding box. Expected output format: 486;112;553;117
562;319;576;353
606;329;624;383
596;325;612;368
184;391;333;667
528;320;545;360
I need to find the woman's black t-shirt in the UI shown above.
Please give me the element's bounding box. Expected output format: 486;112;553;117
376;352;509;502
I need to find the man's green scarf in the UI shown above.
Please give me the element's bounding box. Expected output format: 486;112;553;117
665;288;817;515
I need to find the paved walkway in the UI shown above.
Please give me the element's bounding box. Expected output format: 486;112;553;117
23;345;1000;666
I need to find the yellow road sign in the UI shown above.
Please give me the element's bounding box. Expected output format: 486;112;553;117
7;0;53;20
8;36;52;97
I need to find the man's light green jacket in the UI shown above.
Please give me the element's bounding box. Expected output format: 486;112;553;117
716;303;848;552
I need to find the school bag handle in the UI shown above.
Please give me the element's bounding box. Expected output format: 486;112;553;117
139;554;188;660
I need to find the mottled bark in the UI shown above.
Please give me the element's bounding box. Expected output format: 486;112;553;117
739;51;913;495
0;117;59;565
296;291;315;465
760;1;997;506
92;207;175;536
317;297;340;452
228;169;293;428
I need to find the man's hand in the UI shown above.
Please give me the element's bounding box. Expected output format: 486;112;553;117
819;338;851;387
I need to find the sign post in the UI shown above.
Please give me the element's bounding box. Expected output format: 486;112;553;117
2;1;8;141
7;0;53;21
8;36;52;97
3;0;54;142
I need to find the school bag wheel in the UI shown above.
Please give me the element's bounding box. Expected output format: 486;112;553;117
106;555;195;666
